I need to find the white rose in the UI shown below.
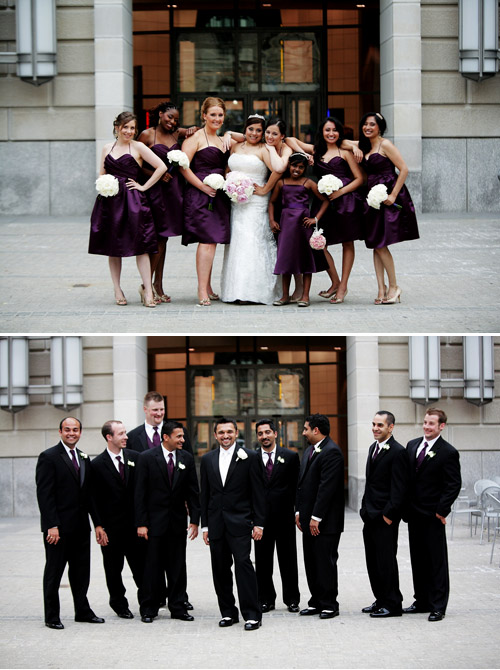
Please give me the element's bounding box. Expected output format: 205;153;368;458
203;173;225;190
236;448;248;461
95;174;119;197
178;462;186;470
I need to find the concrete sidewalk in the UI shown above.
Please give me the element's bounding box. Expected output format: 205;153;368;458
1;510;499;669
1;213;499;334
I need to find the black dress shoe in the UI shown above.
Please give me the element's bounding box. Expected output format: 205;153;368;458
244;620;262;631
75;615;105;623
370;607;402;618
260;602;275;613
45;621;64;630
219;616;239;627
171;612;194;621
300;607;319;616
141;615;154;623
319;610;339;620
361;602;378;613
288;603;300;613
117;609;134;619
428;611;445;622
403;602;429;614
184;600;194;611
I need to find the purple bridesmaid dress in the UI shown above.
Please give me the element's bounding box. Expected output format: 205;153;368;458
89;152;157;257
312;155;363;245
362;153;419;249
182;146;230;245
144;141;184;238
274;183;317;275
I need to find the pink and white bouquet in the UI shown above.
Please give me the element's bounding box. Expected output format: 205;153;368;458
203;173;226;210
317;174;343;196
95;174;119;197
309;226;326;250
166;149;190;171
366;184;402;210
223;171;254;204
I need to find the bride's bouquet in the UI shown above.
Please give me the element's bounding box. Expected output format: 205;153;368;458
166;149;189;171
223;171;254;204
203;173;226;210
366;184;402;210
95;174;119;197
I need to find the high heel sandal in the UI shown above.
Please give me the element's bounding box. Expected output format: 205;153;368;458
196;297;211;307
138;284;156;308
318;288;337;299
382;286;402;304
374;284;388;305
115;293;127;306
208;292;220;301
330;289;348;304
152;286;171;303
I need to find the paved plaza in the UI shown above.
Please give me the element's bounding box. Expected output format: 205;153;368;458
1;212;499;334
1;510;499;669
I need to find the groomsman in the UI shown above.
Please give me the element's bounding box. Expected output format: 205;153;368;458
404;408;461;622
200;418;266;631
90;421;144;619
135;421;200;623
296;414;344;619
360;411;409;618
35;417;105;629
254;419;300;613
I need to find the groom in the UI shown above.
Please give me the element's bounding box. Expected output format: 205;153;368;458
200;417;265;630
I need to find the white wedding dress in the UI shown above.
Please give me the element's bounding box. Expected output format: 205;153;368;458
220;153;280;304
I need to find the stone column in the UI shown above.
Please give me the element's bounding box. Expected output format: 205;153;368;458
380;0;422;209
113;336;148;427
94;0;134;170
346;336;380;511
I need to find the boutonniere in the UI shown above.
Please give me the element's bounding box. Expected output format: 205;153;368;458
236;448;248;461
381;444;390;452
127;460;135;467
178;462;186;470
277;455;285;464
426;450;436;460
79;451;88;459
313;444;322;454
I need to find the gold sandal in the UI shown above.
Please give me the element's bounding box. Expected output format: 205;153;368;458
138;284;156;308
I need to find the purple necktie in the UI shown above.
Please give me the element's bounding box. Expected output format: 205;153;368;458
372;443;380;460
70;449;79;473
416;441;428;470
153;426;161;447
265;452;273;480
308;446;314;461
167;452;174;485
116;454;125;481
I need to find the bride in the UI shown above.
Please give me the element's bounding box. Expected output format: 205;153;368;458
220;115;284;304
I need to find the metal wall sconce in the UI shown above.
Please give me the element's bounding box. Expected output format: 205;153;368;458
459;0;499;81
463;336;494;405
16;0;58;85
51;337;83;410
0;337;30;412
409;336;442;405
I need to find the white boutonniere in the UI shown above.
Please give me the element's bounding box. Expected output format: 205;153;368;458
313;444;322;454
127;460;135;467
178;462;186;470
381;444;390;452
236;448;248;461
79;451;88;459
426;450;436;460
277;456;285;464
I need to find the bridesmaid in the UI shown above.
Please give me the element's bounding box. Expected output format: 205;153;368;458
89;111;166;307
137;102;196;303
354;112;419;304
286;117;363;304
181;97;235;306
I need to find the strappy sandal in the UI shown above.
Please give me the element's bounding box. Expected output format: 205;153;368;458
152;286;171;303
196;298;211;307
138;284;156;308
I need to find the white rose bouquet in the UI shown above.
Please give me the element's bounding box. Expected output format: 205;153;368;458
203;173;226;210
223;171;254;204
95;174;119;197
317;174;343;197
167;149;190;171
366;184;402;210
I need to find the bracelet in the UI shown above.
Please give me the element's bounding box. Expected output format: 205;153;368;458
314;217;318;224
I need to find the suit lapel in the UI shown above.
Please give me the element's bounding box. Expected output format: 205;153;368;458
210;448;223;488
104;450;124;485
154;447;171;487
298;445;313;483
366;442;377;477
224;448;240;486
59;444;79;483
172;450;185;489
140;426;149;451
417;437;441;475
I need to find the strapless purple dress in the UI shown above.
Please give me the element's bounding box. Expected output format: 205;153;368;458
144;142;184;238
362;153;419;249
274;184;317;275
89;153;157;257
312;156;363;245
182;146;230;245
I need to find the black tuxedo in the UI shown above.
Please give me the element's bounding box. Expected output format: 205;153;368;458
405;435;461;613
135;446;200;617
90;448;145;614
36;442;99;624
200;445;265;622
360;436;409;613
254;446;300;607
296;436;344;611
127;422;193;455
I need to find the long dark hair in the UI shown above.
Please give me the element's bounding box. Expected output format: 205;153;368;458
243;115;265;135
313;117;345;160
358;112;387;155
265;117;286;136
149;101;179;128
